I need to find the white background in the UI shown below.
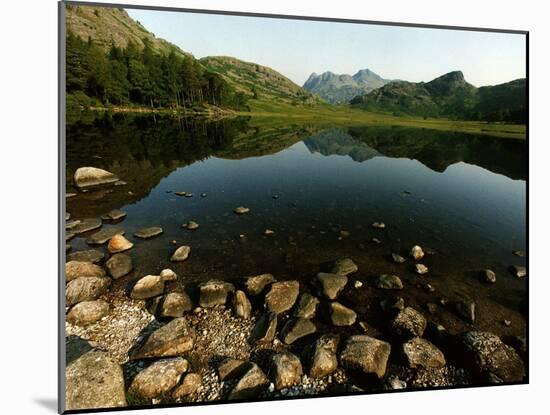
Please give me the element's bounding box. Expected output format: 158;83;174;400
0;0;547;413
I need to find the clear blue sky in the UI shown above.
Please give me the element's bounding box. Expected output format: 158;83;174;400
127;8;526;87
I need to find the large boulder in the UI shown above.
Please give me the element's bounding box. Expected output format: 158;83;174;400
131;317;196;359
249;312;277;344
65;350;127;410
244;273;275;296
317;272;348;300
391;307;427;338
330;258;358;276
280;318;317;344
294;293;319;319
105;253;133;279
402;337;446;368
265;280;299;313
233;290;252;319
129;358;189;399
305;334;339;379
270;353;303;390
160;292;193;318
329;302;357;326
131;275;165;299
67;300;109;326
456;331;525;382
66;276;111;306
228;364;269;400
86;227;124;245
198;280;235;307
65;261;105;282
340;335;391;379
107;234;133;254
74;167;119;190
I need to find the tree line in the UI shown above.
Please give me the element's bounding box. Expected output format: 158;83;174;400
66;31;248;111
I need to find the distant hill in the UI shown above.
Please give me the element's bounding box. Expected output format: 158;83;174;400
201;56;320;106
351;71;526;123
303;69;390;103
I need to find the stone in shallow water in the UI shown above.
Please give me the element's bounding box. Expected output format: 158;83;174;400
481;269;496;284
280;318;316;344
330;258;358;276
402;337;446;368
233;290;252;319
234;206;250;215
198;280;235;307
228;363;269;400
86;227;125;245
134;226;163;239
372;222;385;229
392;253;406;264
66;276;111;306
244;273;275;296
108;234;133;254
105;253;133;279
513;250;525;257
340;335;391;379
160;268;177;281
510;265;527;278
410;245;425;260
265;280;299;313
454;299;476;324
329;302;357;326
391;307;427;338
65;261;105;282
270;352;303;390
170;245;191;262
294;293;319;319
161;292;193;318
249;312;277;344
65;350;126;410
415;264;429;275
317;272;348;300
132;318;196;359
67;249;104;264
129;358;189;399
67;299;109;326
72;218;102;235
66;219;80;230
101;209;127;221
74;167;119;190
131;275;164;299
183;221;199;230
376;274;403;290
306;334;339;379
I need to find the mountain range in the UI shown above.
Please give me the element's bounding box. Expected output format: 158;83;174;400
303;69;390;103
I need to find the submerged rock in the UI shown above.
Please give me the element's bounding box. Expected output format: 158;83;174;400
454;299;476;324
317;272;348;300
265;280;299;314
228;363;269;400
65;350;126;410
510;265;527;278
402;337;446;368
72;218;102;235
107;234;133;254
513;250;525;257
161;292;193;318
392;253;406;264
481;269;496;284
132;318;196;359
65;261;105;282
340;335;391;379
329;302;357;326
244;273;275;296
170;245;191;262
234;206;250;215
134;226;163;239
67;299;109;326
101;209;127;221
330;258;358;276
183;221;199;230
74;167;119;190
131;275;165;299
129;358;189;399
306;334;339;379
249;312;277;344
198;280;235;307
391;307;427;339
294;293;319;319
280;318;317;344
67;249;104;264
233;290;252;319
66;276;111;306
376;274;403;290
270;353;303;390
410;245;425;260
372;222;386;229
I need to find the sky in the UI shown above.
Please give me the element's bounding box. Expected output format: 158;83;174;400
127;8;526;87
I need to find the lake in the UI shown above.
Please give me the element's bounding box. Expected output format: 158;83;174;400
66;113;527;336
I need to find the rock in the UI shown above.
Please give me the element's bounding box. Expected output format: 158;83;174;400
65;261;105;282
129;358;189;399
184;193;193;198
67;300;109;325
66;276;111;306
503;319;512;327
65;219;81;230
372;222;386;229
415;264;429;275
456;331;525;382
101;209;127;221
131;275;165;299
105;253;133;279
198;280;235;307
513;250;525;257
67;249;104;264
265;280;299;314
72;218;102;235
270;353;303;390
354;280;363;288
183;221;199;231
386;377;407;390
170;245;191;262
175;191;187;196
339;230;351;238
380;296;405;313
201;193;207;198
66;192;77;198
410;245;425;260
114;180;126;186
233;290;252;319
371;237;381;244
217;359;253;381
391;307;427;338
402;337;446;368
392;253;406;264
280;318;317;344
329;302;357;326
481;269;496;283
339;335;391;379
66;232;75;242
510;265;527;278
132;318;196;359
306;334;339;378
66;212;71;221
234;206;250;215
160;268;178;282
330;258;358;276
244;273;275;296
65;351;126;410
264;229;275;235
376;274;403;290
160;292;193;317
317;272;348;300
249;312;277;344
228;364;269;400
454;300;476;324
74;167;119;190
293;293;319;319
134;226;163;239
107;234;133;254
172;373;201;398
